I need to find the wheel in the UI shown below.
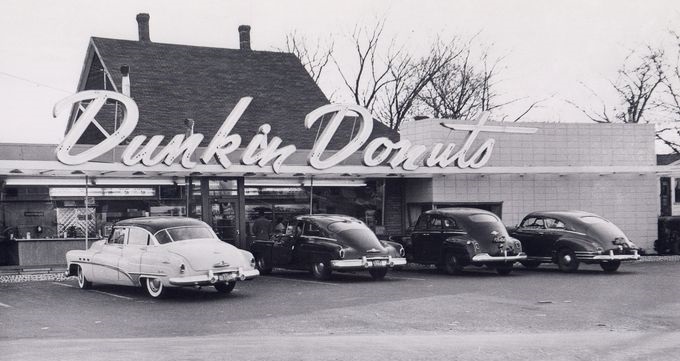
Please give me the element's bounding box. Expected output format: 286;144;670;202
368;268;388;280
443;252;464;275
145;278;166;298
520;260;541;269
600;261;621;273
671;235;680;255
76;265;92;289
496;264;513;275
311;260;332;280
255;254;272;275
556;248;580;273
214;281;236;294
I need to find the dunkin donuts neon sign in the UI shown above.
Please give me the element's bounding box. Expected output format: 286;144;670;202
53;90;537;174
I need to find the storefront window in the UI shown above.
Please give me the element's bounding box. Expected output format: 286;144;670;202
243;180;384;242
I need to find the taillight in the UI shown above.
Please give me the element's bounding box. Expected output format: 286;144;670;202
339;248;345;259
179;264;186;273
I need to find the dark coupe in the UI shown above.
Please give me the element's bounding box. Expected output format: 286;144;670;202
510;211;640;273
406;208;526;275
250;214;406;280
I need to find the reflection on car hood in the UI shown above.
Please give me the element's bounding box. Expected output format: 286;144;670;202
164;238;246;271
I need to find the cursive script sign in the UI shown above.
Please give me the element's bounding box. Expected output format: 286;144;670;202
53;91;537;173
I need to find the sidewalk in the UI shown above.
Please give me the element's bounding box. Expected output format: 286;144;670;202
1;256;679;284
0;265;68;283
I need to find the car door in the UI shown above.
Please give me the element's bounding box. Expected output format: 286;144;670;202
513;217;546;257
410;215;430;262
541;217;568;254
272;231;296;267
421;215;445;263
92;227;125;284
118;227;151;286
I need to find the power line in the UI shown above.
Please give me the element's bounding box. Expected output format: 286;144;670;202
0;71;71;94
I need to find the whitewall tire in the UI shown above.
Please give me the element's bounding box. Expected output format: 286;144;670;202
145;278;165;298
77;265;92;289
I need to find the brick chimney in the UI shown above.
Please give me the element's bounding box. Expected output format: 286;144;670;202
136;13;151;42
238;25;251;50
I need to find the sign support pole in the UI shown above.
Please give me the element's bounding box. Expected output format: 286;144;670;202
309;176;313;215
84;175;89;250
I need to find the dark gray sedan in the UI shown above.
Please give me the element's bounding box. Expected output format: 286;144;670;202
509;211;640;273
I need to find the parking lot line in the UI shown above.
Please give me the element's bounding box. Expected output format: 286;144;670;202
0;302;11;308
52;282;75;288
387;276;427;281
263;275;340;286
91;290;134;300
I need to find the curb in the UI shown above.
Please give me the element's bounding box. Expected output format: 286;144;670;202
1;256;679;284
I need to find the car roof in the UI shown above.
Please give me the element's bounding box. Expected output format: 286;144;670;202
114;216;208;234
424;207;497;217
295;214;363;228
523;210;599;222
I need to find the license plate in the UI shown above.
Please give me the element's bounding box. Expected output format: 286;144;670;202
372;260;386;267
218;273;235;281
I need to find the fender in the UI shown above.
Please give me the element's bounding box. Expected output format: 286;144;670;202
554;236;597;253
442;234;477;263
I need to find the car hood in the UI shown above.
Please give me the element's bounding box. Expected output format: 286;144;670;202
164;238;248;271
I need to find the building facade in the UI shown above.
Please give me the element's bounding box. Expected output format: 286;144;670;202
0;14;663;267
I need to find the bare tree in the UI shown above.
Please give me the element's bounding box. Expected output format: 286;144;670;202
375;39;462;129
283;31;334;84
418;46;545;123
568;47;665;124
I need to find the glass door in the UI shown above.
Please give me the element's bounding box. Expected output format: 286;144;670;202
207;179;240;245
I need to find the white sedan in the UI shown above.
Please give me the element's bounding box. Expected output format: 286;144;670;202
65;216;259;298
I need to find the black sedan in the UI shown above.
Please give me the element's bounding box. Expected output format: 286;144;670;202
406;208;526;275
250;214;406;280
509;211;640;273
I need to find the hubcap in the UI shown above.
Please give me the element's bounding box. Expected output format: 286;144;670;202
563;254;572;263
149;279;161;292
314;262;325;274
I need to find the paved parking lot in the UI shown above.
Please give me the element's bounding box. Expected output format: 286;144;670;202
1;261;679;361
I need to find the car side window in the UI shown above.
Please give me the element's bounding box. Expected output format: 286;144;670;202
303;222;326;237
545;218;566;230
414;216;428;231
521;217;545;229
427;216;443;231
127;227;150;246
442;217;459;231
109;228;126;245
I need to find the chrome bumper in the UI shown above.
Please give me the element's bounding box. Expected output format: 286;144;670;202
330;256;407;269
169;268;259;286
592;249;640;261
472;252;527;263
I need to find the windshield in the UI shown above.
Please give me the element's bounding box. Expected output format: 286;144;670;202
154;226;216;244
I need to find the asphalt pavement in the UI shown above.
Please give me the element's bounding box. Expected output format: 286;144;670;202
1;261;679;360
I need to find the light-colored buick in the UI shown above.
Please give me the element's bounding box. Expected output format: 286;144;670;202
65;216;259;298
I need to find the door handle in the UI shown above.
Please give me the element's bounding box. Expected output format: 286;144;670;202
422;233;430;236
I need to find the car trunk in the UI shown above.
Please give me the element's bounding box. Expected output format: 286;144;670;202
165;239;244;271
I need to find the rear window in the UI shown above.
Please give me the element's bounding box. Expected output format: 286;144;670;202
154;226;215;243
467;214;500;223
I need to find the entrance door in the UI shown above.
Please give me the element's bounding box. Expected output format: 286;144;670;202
210;199;240;245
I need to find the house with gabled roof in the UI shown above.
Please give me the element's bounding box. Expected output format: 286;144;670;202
67;14;398;149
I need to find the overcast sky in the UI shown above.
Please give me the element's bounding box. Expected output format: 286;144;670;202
1;0;679;146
